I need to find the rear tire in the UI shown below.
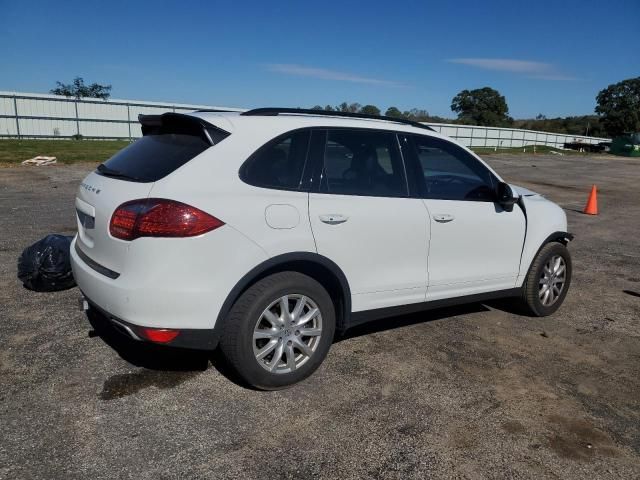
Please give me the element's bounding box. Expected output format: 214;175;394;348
219;272;335;390
521;242;572;316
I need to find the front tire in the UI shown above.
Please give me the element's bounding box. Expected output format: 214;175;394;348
521;242;572;316
219;272;335;390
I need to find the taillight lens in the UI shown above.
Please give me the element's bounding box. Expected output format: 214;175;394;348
110;198;224;240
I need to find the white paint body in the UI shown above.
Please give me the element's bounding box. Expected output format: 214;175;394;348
70;112;568;332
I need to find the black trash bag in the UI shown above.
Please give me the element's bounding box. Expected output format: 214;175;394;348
18;234;76;292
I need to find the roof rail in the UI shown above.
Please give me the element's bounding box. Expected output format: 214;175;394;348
240;107;435;132
194;109;243;113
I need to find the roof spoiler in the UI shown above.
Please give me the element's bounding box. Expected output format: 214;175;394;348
138;112;230;146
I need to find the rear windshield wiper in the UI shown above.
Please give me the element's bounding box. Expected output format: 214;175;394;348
97;164;142;182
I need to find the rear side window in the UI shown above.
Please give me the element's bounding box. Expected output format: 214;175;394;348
241;130;311;190
410;135;496;201
99;134;211;182
321;129;408;197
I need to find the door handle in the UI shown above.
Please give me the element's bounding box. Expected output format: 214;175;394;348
433;214;455;223
319;214;348;225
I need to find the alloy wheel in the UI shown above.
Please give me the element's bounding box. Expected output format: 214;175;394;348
252;294;323;374
538;255;566;307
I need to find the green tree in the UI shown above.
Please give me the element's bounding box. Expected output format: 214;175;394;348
385;106;404;118
403;108;430;122
360;104;381;116
50;76;112;100
595;77;640;137
451;87;511;126
336;102;361;113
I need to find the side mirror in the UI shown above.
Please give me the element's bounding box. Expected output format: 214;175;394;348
496;182;519;212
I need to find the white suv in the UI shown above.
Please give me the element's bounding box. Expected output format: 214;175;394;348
71;108;573;389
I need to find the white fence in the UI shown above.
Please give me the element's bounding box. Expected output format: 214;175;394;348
0;91;242;140
422;122;608;149
0;91;609;148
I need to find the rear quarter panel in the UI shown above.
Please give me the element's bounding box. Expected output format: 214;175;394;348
148;126;317;259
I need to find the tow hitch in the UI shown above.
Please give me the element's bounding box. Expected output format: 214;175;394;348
78;296;89;312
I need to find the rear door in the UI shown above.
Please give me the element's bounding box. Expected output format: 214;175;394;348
75;115;220;275
404;134;526;300
308;129;430;312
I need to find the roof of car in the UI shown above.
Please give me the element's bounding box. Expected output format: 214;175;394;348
187;109;444;138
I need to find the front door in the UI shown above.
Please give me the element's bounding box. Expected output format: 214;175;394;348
405;134;526;300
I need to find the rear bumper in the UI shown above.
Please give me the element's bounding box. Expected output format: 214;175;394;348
70;227;268;331
83;294;220;350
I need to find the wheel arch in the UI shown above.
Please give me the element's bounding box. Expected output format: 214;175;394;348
215;252;352;334
544;231;574;245
521;231;574;280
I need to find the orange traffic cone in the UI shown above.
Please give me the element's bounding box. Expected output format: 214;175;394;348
583;185;598;215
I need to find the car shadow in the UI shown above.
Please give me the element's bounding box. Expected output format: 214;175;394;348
335;302;490;342
87;309;256;389
484;297;533;316
87;309;210;372
87;298;525;389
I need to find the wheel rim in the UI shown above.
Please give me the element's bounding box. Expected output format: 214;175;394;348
538;255;567;307
252;294;323;374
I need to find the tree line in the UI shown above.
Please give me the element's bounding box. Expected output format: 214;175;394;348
310;78;639;138
309;103;451;124
51;76;639;138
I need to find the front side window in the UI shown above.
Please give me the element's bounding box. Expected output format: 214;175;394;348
411;135;496;201
321;129;408;197
241;130;311;190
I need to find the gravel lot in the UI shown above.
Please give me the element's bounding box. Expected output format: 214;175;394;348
1;154;639;479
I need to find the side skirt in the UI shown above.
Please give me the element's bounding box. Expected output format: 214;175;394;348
348;288;521;328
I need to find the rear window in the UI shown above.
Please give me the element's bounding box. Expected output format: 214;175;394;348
98;134;210;183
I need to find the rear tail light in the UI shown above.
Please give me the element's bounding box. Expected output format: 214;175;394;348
137;327;180;343
110;198;224;240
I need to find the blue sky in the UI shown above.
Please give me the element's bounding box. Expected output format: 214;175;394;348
1;0;638;118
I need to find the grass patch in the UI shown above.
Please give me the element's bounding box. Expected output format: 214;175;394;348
0;139;590;166
0;139;130;165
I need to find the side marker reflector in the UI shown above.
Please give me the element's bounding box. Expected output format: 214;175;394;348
138;327;180;343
